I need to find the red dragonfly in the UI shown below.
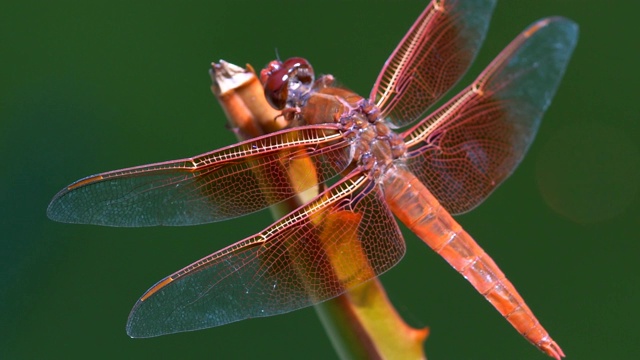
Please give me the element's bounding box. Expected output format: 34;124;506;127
47;1;577;358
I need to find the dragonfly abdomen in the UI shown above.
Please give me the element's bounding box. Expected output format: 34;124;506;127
382;166;564;359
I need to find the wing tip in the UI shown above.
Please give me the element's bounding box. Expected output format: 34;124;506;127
527;17;579;49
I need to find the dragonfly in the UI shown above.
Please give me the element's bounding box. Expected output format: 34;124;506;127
47;0;577;358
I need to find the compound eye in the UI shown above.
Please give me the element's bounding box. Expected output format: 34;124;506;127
261;57;314;110
282;57;314;90
262;65;289;110
260;60;282;85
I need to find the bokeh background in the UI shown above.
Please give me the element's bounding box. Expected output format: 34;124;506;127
2;1;638;359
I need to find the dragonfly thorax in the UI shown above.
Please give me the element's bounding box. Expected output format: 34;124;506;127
350;117;406;177
301;87;407;177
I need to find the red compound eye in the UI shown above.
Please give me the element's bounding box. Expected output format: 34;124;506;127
260;60;282;85
261;57;314;110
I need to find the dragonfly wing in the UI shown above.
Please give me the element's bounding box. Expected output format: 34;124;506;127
47;125;351;226
402;18;578;214
126;172;405;337
370;0;496;128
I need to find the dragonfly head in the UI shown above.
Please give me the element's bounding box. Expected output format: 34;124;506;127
260;57;314;110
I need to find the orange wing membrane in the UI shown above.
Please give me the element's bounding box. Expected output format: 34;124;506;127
126;172;405;337
47;125;350;226
402;17;579;214
371;0;496;128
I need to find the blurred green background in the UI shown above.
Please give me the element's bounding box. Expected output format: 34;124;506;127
2;1;638;359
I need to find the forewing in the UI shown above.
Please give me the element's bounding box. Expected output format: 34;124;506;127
402;18;578;214
126;173;405;337
47;125;351;226
370;0;496;128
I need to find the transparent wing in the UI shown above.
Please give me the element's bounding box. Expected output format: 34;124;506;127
401;17;578;214
126;172;405;337
47;124;351;226
370;0;496;128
